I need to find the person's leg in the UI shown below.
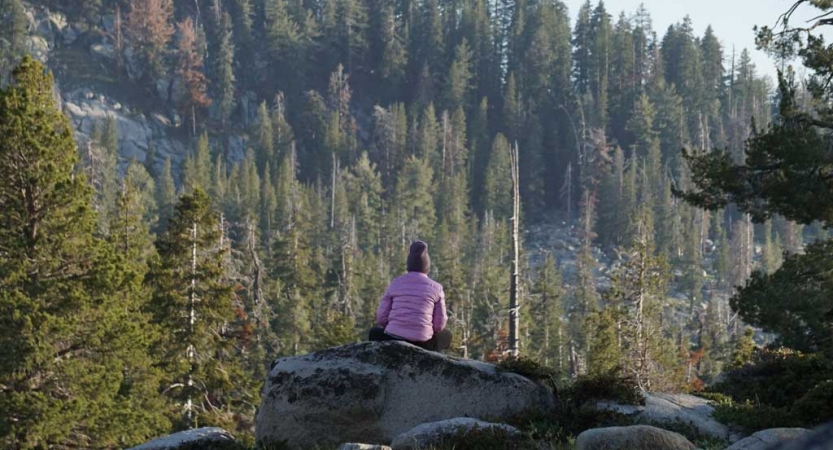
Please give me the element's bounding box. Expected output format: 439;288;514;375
417;329;453;352
434;328;453;352
368;326;390;342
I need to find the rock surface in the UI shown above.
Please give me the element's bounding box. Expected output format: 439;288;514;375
771;421;833;450
127;427;235;450
256;341;553;448
61;87;188;171
390;418;520;450
595;392;730;440
576;425;697;450
727;428;811;450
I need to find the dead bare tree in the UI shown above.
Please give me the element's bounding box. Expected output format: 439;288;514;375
508;142;521;357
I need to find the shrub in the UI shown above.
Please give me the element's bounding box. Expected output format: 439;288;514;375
712;402;798;432
707;348;833;431
496;356;559;384
569;368;644;407
709;349;833;408
792;379;833;426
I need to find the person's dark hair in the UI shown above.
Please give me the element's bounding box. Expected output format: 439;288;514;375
407;241;431;274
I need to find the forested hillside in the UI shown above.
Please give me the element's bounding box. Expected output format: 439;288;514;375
1;0;829;447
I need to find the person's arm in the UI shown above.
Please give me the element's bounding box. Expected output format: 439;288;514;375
377;288;393;327
432;288;448;333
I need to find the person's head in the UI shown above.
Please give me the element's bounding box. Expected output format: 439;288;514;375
407;240;431;274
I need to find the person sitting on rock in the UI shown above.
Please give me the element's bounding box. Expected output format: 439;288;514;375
369;240;452;352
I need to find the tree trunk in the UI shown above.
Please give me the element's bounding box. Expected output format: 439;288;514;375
509;142;521;357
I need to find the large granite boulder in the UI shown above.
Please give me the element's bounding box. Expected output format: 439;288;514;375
727;428;811;450
127;427;236;450
390;418;520;450
256;341;553;448
595;392;730;440
576;425;697;450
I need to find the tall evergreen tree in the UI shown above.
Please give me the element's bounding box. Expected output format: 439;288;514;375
146;188;251;430
0;57;168;449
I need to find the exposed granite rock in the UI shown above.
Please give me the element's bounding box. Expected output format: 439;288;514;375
390;418;520;450
576;425;697;450
728;429;811;450
256;341;553;449
127;428;235;450
595;392;730;441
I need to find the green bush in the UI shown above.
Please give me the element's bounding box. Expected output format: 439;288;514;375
792;379;833;426
501;369;641;447
496;356;559;383
569;368;644;407
709;349;833;408
712;402;798;432
707;348;833;431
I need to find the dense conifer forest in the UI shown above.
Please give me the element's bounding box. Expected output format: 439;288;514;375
1;0;833;448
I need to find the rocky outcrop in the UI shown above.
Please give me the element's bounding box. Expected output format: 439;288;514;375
390;418;520;450
727;429;811;450
127;427;236;450
61;87;188;171
771;421;833;450
256;341;553;449
576;425;697;450
595;392;730;441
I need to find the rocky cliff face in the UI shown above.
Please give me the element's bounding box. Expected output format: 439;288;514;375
14;2;249;177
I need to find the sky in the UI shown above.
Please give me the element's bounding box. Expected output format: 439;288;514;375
562;0;823;82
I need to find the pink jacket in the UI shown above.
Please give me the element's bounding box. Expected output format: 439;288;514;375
376;272;447;342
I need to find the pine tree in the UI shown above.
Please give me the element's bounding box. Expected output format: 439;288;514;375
729;328;756;370
0;57;168;449
395;155;437;242
483;133;513;220
378;3;407;93
528;253;564;368
229;0;255;87
255;101;275;170
146;188;248;430
502;73;521;143
214;12;236;124
572;0;593;96
126;0;175;77
586;308;620;376
445;39;473;112
182;132;213;192
176;17;211;133
156;156;177;229
609;12;636;143
589;1;612;129
607;211;676;390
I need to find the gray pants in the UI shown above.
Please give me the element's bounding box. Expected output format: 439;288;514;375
368;326;453;352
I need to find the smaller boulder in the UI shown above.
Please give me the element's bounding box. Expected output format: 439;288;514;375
576;425;697;450
391;418;520;450
728;428;811;450
127;427;236;450
594;393;729;440
338;445;393;450
769;421;833;450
